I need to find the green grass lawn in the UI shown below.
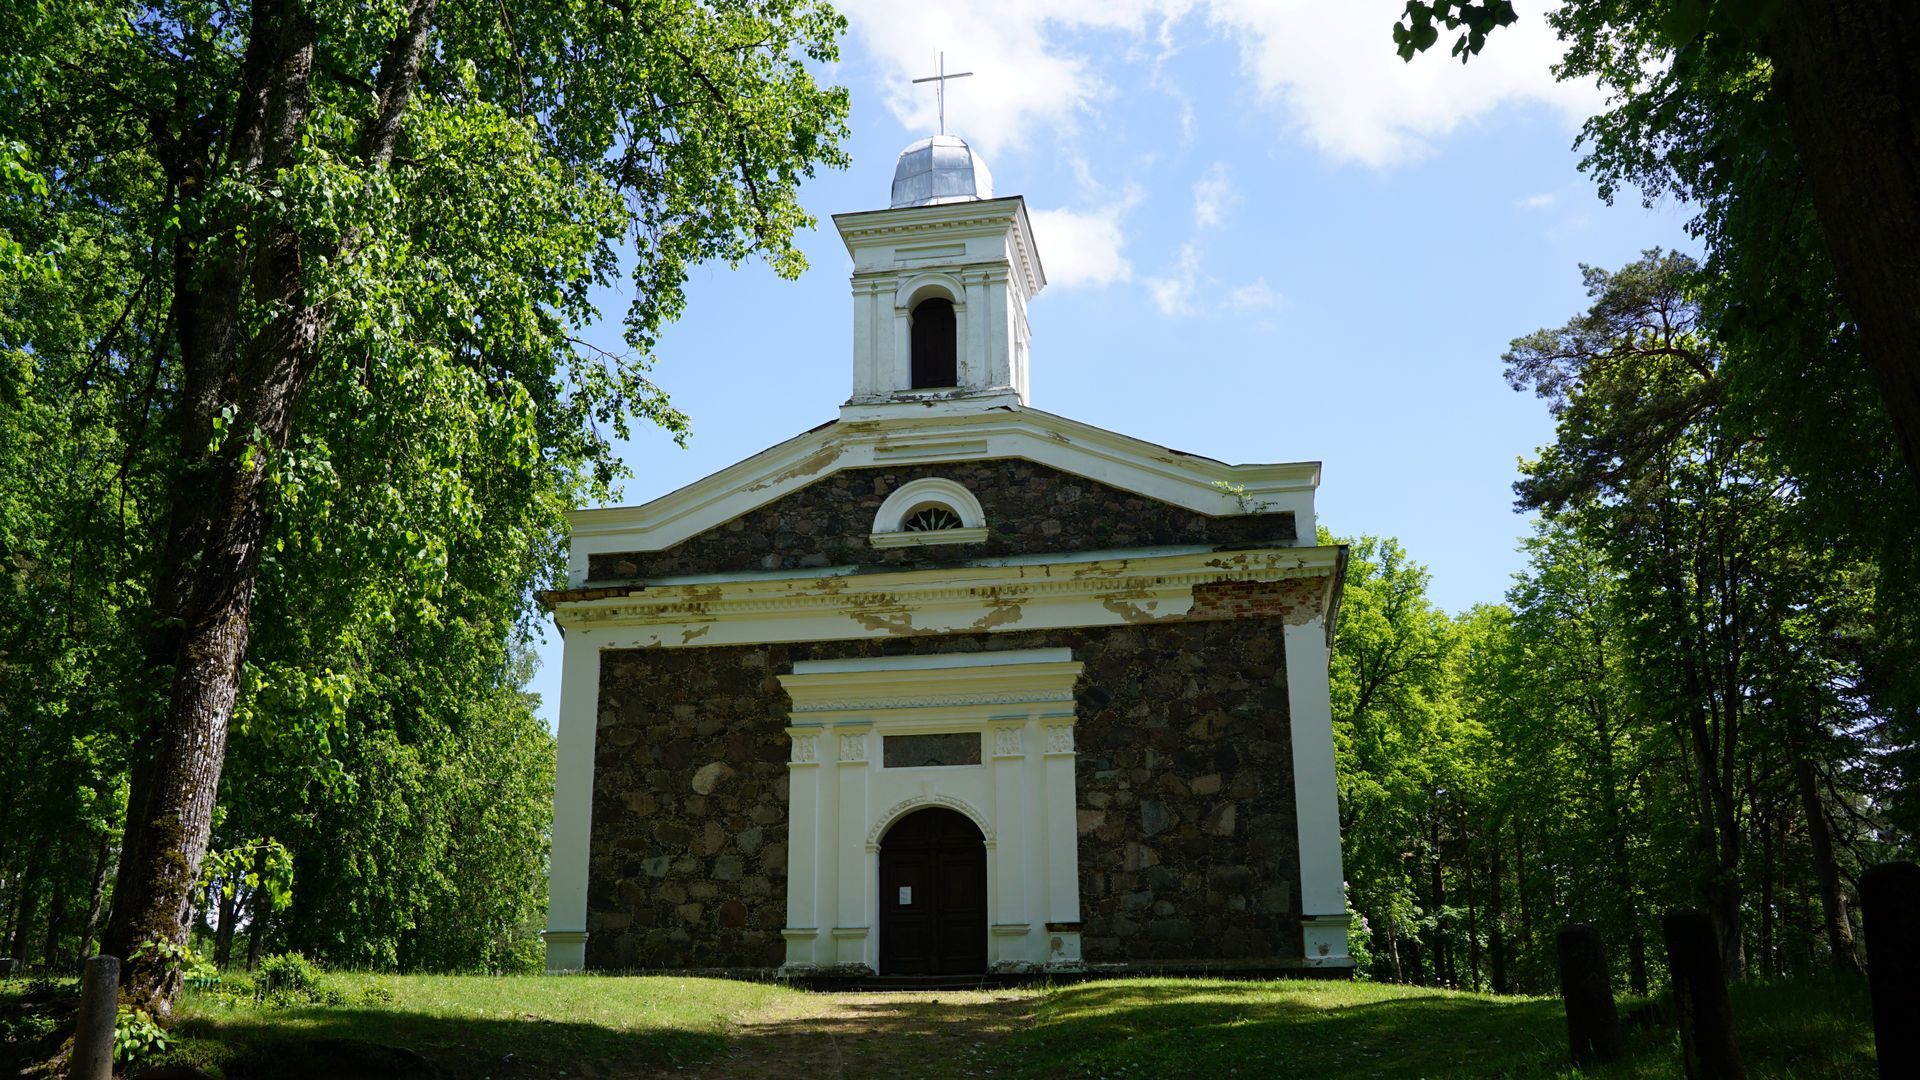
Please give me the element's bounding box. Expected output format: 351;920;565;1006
4;969;1879;1078
164;972;795;1078
999;973;1878;1079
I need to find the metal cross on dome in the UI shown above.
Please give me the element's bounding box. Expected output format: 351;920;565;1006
912;52;973;136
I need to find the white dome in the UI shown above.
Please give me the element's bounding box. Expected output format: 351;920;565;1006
890;135;994;208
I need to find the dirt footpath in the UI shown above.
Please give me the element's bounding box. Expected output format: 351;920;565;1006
666;989;1039;1079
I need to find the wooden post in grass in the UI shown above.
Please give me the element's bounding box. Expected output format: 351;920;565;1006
72;954;119;1080
1557;923;1624;1067
1662;909;1745;1080
1862;861;1920;1078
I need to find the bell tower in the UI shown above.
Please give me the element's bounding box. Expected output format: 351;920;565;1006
834;135;1046;419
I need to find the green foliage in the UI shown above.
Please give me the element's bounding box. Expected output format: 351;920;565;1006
256;952;325;1001
1330;252;1913;998
112;1006;170;1066
201;840;293;912
1393;2;1518;62
0;0;848;977
132;939;214;984
21;977;67;1002
1321;525;1465;981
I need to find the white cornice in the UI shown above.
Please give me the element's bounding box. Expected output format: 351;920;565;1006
563;406;1320;586
834;196;1044;297
780;658;1083;715
549;545;1341;649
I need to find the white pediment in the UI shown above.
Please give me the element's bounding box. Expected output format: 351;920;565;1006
564;406;1319;586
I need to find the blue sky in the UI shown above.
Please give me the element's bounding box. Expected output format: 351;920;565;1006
527;3;1693;725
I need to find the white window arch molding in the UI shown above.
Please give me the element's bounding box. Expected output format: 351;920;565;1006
895;272;967;314
870;477;989;548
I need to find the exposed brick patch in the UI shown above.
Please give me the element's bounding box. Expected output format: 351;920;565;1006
1190;578;1325;625
586;458;1293;581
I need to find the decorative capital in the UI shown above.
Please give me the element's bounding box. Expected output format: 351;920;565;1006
992;726;1024;757
1043;724;1075;755
789;732;819;764
837;731;868;763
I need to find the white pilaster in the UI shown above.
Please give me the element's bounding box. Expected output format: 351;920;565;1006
782;728;823;966
963;272;989;388
988;719;1029;957
1039;716;1081;932
834;725;871;965
543;629;601;972
1284;616;1352;966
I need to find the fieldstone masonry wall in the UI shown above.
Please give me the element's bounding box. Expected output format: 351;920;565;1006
586;617;1302;971
586;458;1295;581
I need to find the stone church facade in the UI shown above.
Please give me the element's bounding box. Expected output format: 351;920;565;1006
540;135;1352;977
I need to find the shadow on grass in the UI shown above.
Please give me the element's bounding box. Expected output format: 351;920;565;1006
169;1006;729;1079
1007;987;1573;1079
994;973;1877;1079
700;991;1037;1080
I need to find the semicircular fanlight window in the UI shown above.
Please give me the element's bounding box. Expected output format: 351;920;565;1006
904;505;965;532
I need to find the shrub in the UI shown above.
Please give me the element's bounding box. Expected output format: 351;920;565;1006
356;983;396;1007
23;975;65;1001
204;973;257;1006
256;952;322;997
255;951;329;1007
114;1007;170;1066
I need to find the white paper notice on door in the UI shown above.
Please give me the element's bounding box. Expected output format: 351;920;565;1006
898;886;912;905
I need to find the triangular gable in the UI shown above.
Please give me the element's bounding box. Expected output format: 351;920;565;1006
564;406;1319;586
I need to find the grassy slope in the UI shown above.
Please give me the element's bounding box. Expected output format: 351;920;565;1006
167;973;794;1078
9;970;1878;1078
998;974;1877;1079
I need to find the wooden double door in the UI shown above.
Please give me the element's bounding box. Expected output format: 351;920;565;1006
877;807;988;975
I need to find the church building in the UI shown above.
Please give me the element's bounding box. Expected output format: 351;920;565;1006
540;133;1352;978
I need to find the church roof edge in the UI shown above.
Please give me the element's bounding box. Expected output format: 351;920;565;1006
561;406;1322;586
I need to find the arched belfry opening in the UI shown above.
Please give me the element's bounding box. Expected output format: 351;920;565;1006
909;297;958;389
877;806;988;975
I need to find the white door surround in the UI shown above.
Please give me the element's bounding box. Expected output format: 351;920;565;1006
776;648;1085;974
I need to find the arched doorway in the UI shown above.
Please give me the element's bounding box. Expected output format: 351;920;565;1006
877;807;988;975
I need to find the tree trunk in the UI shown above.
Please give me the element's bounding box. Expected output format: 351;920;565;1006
80;833;115;962
1489;826;1509;994
1793;754;1859;971
1387;922;1405;983
1465;832;1483;991
1429;812;1450;987
1516;819;1534;953
1759;801;1777;976
212;885;239;970
99;0;436;1016
9;872;37;970
1628;924;1649;997
8;831;44;969
245;903;268;971
1768;0;1920;492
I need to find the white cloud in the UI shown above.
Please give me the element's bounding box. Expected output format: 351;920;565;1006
1146;242;1203;315
1191;162;1237;228
841;2;1598;167
1222;278;1281;311
1202;1;1604;167
837;0;1183;155
1030;194;1142;288
1517;192;1556;208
